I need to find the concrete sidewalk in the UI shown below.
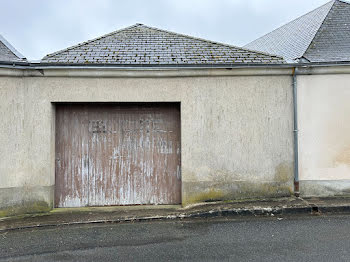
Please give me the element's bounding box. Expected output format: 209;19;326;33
2;197;350;232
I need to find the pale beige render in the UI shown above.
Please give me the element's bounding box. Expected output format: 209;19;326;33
0;68;294;214
298;74;350;181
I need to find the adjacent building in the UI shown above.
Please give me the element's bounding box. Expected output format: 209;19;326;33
245;0;350;63
246;0;350;196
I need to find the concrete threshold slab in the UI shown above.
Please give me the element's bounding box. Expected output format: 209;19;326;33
50;205;181;214
2;197;350;232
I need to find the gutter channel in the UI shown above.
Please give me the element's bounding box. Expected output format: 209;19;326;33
1;61;350;70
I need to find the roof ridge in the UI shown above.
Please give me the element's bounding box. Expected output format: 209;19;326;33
44;23;284;61
41;23;285;64
245;0;335;54
138;24;283;59
302;0;337;60
43;24;141;59
0;34;26;60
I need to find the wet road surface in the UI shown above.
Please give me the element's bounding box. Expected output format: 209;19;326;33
1;214;350;261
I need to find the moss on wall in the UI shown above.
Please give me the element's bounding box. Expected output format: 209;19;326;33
185;189;226;204
0;201;52;218
182;162;294;206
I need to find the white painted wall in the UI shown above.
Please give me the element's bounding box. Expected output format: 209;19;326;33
299;74;350;180
298;72;350;196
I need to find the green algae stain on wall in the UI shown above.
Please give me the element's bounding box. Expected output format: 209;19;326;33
0;201;52;218
184;189;226;205
182;162;294;206
275;162;293;184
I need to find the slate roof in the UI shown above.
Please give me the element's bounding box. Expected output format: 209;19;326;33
0;34;26;62
304;0;350;62
245;0;350;63
41;24;284;65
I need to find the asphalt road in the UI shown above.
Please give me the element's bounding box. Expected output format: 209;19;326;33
1;214;350;261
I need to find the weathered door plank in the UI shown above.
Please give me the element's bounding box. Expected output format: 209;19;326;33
55;104;89;207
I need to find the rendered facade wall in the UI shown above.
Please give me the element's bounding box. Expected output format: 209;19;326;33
298;73;350;196
0;69;294;216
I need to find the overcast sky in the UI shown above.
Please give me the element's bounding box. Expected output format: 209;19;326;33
1;0;331;60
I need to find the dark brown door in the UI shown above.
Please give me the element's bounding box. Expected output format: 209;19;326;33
55;103;181;207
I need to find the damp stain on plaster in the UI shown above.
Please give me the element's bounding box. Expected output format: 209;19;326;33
183;162;294;205
185;189;226;205
0;201;51;218
334;146;350;166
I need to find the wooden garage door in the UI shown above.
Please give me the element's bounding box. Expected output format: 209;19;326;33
55;103;181;207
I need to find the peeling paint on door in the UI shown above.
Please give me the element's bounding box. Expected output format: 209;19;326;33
55;103;181;207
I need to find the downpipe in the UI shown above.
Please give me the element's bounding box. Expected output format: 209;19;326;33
292;67;300;197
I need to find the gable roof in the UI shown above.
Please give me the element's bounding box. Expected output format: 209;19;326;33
41;24;284;65
0;34;26;62
244;0;350;63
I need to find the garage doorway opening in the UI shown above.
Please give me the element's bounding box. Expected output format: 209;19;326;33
55;102;181;207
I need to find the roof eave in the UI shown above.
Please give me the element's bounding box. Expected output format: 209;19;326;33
37;62;286;68
3;60;350;71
